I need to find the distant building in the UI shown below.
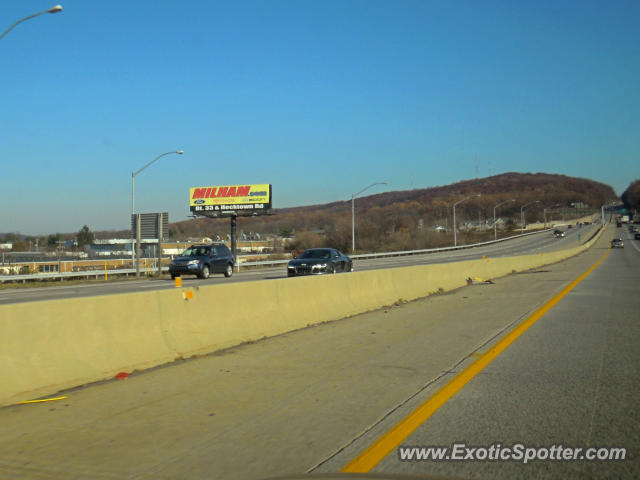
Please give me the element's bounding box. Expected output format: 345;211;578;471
89;239;160;257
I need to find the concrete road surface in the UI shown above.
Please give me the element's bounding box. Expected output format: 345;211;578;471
319;225;640;478
1;225;636;479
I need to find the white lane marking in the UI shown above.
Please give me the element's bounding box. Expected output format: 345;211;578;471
625;232;640;253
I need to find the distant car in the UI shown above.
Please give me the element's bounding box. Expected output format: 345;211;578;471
169;244;235;279
611;238;624;248
287;248;353;277
635;233;640;240
567;224;573;229
553;229;565;238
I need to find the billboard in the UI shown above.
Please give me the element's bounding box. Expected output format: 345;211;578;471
190;184;272;216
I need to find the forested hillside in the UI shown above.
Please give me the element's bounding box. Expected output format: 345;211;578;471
621;180;640;211
159;172;615;252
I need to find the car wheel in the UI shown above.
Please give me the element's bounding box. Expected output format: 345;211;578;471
331;264;336;274
349;263;354;272
224;264;233;278
200;265;210;279
171;274;177;280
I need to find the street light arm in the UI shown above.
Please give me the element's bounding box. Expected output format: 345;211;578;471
132;150;183;178
454;193;481;208
522;200;542;210
352;181;388;199
0;5;63;41
495;199;516;210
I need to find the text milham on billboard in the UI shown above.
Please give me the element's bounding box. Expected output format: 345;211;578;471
190;184;272;216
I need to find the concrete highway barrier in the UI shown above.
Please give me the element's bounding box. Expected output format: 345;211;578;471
0;226;605;407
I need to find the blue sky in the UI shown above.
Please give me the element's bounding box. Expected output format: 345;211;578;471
1;0;638;235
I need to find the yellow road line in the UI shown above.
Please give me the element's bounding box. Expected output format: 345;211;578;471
342;247;611;473
19;396;67;404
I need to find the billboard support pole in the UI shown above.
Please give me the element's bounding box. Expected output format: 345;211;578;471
135;214;141;278
157;212;163;277
230;214;237;259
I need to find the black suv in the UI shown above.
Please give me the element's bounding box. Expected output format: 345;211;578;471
169;244;235;279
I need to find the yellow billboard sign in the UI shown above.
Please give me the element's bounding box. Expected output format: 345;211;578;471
189;184;272;215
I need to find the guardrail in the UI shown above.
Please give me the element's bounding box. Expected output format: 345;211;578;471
1;225;597;283
238;228;555;268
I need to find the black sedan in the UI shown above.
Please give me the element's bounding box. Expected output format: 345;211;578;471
287;248;353;277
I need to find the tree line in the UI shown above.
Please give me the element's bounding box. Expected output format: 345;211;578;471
168;173;614;253
0;225;94;252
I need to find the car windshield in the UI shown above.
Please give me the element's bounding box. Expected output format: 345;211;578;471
300;249;331;259
181;246;209;257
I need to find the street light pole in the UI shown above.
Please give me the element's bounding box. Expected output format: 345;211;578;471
453;194;481;247
0;5;62;41
351;182;388;252
131;150;184;273
520;200;541;233
493;199;515;241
